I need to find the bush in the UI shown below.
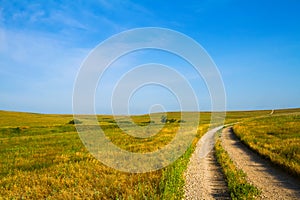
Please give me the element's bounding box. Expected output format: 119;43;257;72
68;119;82;124
161;115;167;123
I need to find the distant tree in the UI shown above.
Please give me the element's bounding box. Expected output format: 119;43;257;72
167;118;177;123
161;115;167;123
68;119;82;124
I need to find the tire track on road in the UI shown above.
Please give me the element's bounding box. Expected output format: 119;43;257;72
184;126;230;200
221;127;300;199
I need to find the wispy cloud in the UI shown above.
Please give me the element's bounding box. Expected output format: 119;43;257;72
98;0;152;15
0;26;90;113
45;10;88;31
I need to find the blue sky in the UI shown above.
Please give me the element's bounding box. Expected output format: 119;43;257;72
0;0;300;114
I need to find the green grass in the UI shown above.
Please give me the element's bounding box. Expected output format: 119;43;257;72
159;142;195;199
159;124;209;199
233;111;300;177
0;110;209;199
224;108;300;124
0;108;299;199
215;132;261;200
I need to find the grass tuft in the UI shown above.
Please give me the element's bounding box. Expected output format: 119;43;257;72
215;131;260;200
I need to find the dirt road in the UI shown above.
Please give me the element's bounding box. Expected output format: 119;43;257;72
184;126;230;199
221;127;300;199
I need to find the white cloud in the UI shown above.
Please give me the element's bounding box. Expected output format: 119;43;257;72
0;27;91;113
46;10;88;30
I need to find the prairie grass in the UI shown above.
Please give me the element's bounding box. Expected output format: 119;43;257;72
215;132;260;199
0;110;208;199
0;108;298;198
224;108;300;124
233;111;300;177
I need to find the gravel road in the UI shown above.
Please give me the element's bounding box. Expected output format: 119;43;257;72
221;127;300;199
184;126;230;200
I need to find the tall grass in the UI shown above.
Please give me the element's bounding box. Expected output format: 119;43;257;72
0;110;208;199
233;112;300;177
0;108;298;198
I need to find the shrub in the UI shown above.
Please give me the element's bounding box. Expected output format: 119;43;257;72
68;119;82;124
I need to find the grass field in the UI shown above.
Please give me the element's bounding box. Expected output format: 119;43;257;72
233;109;300;177
0;110;211;199
0;108;299;199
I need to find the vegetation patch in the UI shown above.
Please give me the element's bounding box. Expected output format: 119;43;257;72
68;119;82;124
233;113;300;177
0;111;207;199
215;132;261;199
159;124;208;199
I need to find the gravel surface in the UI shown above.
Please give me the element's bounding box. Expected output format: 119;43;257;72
221;127;300;200
184;127;230;200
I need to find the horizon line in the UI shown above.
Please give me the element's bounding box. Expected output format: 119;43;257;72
1;107;300;116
